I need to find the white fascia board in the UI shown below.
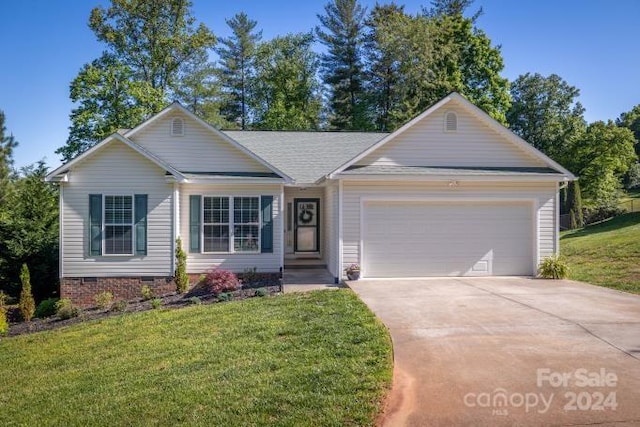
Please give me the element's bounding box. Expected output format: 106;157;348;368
183;177;285;185
337;174;570;183
45;133;186;182
326;95;455;179
124;102;294;184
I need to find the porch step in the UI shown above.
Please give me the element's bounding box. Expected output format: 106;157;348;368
284;263;327;270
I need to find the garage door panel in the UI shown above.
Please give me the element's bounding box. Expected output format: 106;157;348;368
363;201;534;277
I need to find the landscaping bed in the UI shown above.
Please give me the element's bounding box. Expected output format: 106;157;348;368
0;290;393;427
7;279;281;336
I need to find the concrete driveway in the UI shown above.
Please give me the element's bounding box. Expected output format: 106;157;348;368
349;277;640;426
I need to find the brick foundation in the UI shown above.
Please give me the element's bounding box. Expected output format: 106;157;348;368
61;271;282;307
61;276;176;307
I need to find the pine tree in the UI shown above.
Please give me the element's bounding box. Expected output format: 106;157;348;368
216;12;262;129
19;264;35;322
316;0;370;130
0;110;17;206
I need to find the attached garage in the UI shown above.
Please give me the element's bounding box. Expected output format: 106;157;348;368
362;200;535;277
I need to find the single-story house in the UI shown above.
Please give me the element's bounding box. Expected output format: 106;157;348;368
46;92;575;304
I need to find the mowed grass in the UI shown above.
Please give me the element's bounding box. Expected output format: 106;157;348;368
561;212;640;294
0;290;392;427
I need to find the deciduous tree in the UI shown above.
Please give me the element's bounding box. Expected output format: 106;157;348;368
251;33;322;130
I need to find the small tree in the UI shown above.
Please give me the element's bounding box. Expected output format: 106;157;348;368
18;264;35;321
567;181;584;229
175;238;189;293
0;291;8;336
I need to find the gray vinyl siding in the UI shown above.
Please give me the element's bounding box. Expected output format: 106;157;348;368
359;99;547;168
131;111;271;173
341;181;557;276
324;183;339;277
180;184;283;273
62;141;173;277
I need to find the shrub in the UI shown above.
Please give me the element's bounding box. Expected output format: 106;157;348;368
94;291;114;310
111;300;127;312
217;292;232;302
18;264;36;322
255;288;268;297
188;296;202;305
204;269;240;295
55;298;79;320
175;237;189;294
242;267;258;285
140;285;153;300
35;298;59;318
0;292;8;336
150;298;162;309
538;255;569;279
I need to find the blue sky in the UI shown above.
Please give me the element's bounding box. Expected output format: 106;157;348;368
1;0;639;170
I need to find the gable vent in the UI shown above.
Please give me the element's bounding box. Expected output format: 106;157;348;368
171;117;185;136
444;112;457;132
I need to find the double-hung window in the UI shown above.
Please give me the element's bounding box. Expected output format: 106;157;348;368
203;197;230;252
104;195;133;255
233;197;260;252
201;196;260;253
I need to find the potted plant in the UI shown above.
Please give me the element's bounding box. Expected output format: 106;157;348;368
345;264;361;281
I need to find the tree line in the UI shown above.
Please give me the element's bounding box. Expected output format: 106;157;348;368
0;0;638;298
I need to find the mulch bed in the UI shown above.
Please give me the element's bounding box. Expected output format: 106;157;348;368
6;280;281;337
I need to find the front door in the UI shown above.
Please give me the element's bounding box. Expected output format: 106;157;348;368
294;198;320;253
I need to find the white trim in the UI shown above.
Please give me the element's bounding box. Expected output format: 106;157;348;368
124;102;294;184
279;185;285;273
45;133;187;183
171;183;179;274
338;180;344;280
443;110;458;133
184;177;285;185
59;183;64;278
328;95;453;179
555;183;561;255
102;194;135;257
200;195;262;255
358;196;539;279
326;92;576;180
337;174;570;183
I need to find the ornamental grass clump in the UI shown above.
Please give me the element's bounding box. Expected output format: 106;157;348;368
538;255;569;279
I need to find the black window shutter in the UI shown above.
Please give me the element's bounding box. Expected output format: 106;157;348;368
134;194;148;255
189;195;201;253
89;194;102;256
261;196;273;253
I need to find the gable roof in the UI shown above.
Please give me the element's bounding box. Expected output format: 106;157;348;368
124;102;294;183
45;133;186;182
224;130;387;184
326;92;576;181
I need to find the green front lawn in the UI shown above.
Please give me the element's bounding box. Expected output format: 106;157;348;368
0;290;392;426
561;212;640;293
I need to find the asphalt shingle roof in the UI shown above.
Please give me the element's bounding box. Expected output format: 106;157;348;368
223;130;388;184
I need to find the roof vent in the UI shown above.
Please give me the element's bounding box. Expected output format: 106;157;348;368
171;117;184;136
444;111;457;132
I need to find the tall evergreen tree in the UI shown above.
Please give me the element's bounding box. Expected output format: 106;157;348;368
58;0;216;161
251;33;322;130
0;110;17;207
172;51;230;129
363;3;405;131
216;13;262;129
316;0;370;130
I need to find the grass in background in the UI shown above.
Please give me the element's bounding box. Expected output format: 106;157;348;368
561;212;640;293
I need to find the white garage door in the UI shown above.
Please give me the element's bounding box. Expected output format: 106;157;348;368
362;201;534;277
